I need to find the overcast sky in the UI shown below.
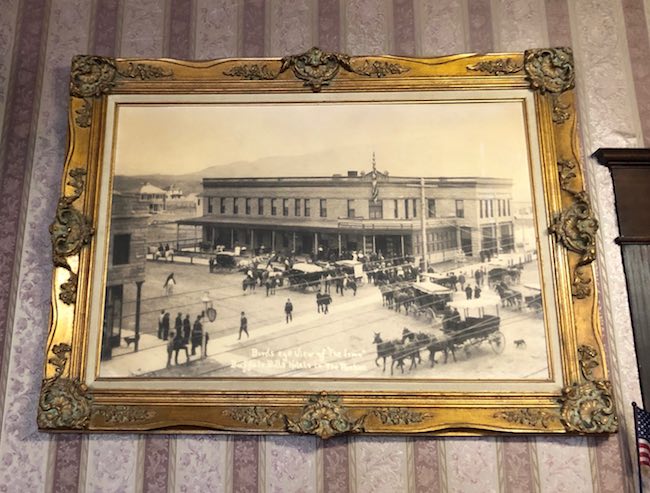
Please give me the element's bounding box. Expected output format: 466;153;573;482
113;100;533;200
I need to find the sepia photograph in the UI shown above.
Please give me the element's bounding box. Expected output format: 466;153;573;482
96;94;554;382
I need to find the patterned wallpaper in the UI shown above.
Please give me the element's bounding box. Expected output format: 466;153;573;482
0;0;648;491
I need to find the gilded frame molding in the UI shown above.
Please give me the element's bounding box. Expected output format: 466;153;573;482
39;48;616;437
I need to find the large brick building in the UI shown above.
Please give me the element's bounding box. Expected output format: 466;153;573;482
179;168;514;264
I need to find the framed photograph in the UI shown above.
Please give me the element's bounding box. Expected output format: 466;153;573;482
39;48;617;437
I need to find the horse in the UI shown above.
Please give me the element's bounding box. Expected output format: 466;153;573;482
378;284;394;308
242;276;256;293
390;340;422;375
316;292;332;313
393;288;414;313
372;332;397;372
495;284;523;309
426;334;457;367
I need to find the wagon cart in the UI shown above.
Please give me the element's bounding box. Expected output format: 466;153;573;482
522;283;543;316
286;262;324;292
446;297;505;354
405;280;454;324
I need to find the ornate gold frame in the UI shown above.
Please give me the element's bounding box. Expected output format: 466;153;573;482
39;48;616;437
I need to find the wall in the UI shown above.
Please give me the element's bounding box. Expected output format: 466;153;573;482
0;0;647;491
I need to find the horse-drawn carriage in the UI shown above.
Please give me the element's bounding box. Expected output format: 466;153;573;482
521;283;543;315
373;297;504;375
286;262;324;292
404;280;453;324
487;266;521;288
444;297;505;356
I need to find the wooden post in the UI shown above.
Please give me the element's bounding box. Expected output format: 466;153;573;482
134;281;143;352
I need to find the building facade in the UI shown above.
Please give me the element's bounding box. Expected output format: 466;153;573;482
180;170;514;264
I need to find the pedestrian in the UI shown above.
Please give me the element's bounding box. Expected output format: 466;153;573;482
202;332;209;358
163;273;176;296
166;331;175;368
182;314;191;344
465;285;473;300
265;277;272;297
325;273;332;293
450;272;458;291
474;284;482;299
157;310;165;339
285;298;293;323
191;315;203;356
174;312;182;337
173;330;190;365
474;269;481;288
162;311;170;340
459;273;466;291
324;293;331;314
238;311;249;340
316;291;323;313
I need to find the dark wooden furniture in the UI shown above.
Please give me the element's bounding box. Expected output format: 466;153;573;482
595;148;650;406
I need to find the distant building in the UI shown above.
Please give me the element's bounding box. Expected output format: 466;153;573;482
103;193;148;360
138;182;167;213
179;166;514;263
167;184;184;199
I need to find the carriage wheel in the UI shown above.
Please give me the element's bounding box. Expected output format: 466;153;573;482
489;331;506;354
424;308;436;324
530;302;543;317
407;304;419;319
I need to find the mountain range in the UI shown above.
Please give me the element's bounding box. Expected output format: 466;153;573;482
113;149;376;195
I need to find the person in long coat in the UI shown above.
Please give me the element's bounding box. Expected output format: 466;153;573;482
191;315;203;356
162;312;171;340
182;314;191;344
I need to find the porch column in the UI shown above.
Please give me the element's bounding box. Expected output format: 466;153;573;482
271;230;276;251
338;233;342;255
314;232;319;256
372;235;376;253
400;235;405;257
194;225;198;251
362;235;366;255
134;281;144;352
176;223;180;250
292;232;296;252
230;228;234;249
250;229;255;256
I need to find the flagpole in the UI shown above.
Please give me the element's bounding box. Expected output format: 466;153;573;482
634;402;644;493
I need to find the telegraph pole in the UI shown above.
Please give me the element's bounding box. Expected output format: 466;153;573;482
420;177;428;273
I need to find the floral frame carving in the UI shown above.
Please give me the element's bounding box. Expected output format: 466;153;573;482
39;48;616;437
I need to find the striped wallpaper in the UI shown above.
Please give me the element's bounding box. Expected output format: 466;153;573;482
0;1;647;491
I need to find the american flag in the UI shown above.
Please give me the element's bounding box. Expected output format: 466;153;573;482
635;403;650;468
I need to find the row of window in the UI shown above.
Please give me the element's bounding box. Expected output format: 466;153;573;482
208;197;327;217
480;198;511;218
207;197;466;220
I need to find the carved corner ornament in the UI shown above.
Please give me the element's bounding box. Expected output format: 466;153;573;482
549;191;598;299
559;380;618;433
69;55;172;127
38;343;92;430
224;47;408;92
50;168;94;305
524;48;574;124
578;344;600;380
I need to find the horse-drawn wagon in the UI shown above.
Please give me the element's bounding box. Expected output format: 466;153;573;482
286;262;324;292
446;297;505;355
404;280;453;324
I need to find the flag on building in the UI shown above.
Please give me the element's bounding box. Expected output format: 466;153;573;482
371;152;379;203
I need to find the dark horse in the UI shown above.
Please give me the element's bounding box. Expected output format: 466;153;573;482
373;332;398;372
242;276;256;293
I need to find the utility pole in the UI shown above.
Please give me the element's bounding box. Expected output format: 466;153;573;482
420;177;428;273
